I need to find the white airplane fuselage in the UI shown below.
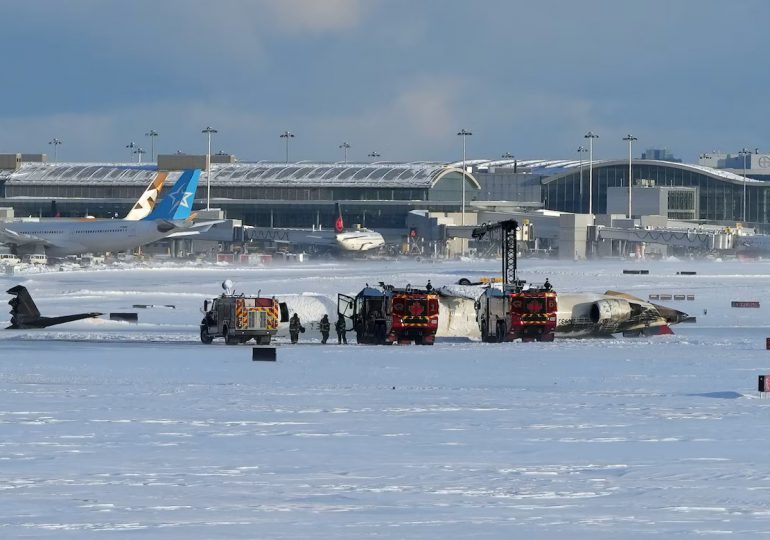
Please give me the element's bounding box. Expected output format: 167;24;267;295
335;229;385;252
1;219;177;257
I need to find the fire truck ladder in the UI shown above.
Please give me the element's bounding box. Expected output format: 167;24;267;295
471;219;519;289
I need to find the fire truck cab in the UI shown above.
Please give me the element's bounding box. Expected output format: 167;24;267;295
200;289;288;345
338;283;439;345
476;283;557;342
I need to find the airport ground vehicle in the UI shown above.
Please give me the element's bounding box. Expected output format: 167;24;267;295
200;290;288;345
22;254;47;265
472;220;557;342
0;253;21;266
338;283;439;345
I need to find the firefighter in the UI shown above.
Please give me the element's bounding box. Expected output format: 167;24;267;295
426;280;433;291
335;314;347;344
543;277;552;291
319;314;331;344
289;313;305;344
373;310;387;343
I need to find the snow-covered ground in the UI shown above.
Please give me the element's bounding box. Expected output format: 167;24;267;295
2;257;770;538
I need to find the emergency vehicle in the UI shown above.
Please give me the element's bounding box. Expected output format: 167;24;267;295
472;219;558;342
200;281;288;345
338;283;439;345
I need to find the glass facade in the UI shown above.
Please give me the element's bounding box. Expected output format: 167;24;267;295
542;163;770;223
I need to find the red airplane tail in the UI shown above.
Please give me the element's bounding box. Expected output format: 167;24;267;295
334;203;344;233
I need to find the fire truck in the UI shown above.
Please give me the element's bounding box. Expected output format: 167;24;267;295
200;281;288;345
338;283;439;345
472;220;557;342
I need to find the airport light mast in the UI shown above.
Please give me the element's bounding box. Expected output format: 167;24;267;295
133;147;146;164
457;129;472;227
48;138;62;162
280;131;294;164
126;141;136;162
622;134;637;219
202;126;218;210
739;147;751;223
577;145;588;207
145;130;159;162
368;151;381;160
338;142;351;164
584;131;598;215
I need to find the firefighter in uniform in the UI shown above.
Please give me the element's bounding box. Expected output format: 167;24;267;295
335;314;347;344
319;314;331;344
289;313;304;344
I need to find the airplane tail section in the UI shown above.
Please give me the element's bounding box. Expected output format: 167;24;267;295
334;202;344;233
145;169;201;221
124;172;168;220
7;285;40;328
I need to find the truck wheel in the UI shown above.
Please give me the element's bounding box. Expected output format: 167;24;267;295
539;332;555;342
458;278;471;286
257;335;271;345
223;326;238;345
496;320;506;343
200;326;213;344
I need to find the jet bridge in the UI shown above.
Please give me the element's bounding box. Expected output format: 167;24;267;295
594;226;734;251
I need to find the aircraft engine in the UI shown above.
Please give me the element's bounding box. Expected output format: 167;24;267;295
590;298;632;324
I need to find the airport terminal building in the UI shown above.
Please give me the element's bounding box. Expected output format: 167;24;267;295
1;154;769;233
0;158;480;230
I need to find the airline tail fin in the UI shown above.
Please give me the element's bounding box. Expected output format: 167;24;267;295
145;169;201;221
334;202;344;233
7;285;41;322
124;172;168;220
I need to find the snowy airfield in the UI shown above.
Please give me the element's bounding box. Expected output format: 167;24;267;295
3;257;770;538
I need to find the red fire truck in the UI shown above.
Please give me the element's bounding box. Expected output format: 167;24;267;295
338;283;439;345
472;220;558;342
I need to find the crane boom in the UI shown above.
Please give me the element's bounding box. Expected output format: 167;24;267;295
471;219;519;288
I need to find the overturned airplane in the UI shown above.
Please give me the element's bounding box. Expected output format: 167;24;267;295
437;286;689;339
6;285;102;329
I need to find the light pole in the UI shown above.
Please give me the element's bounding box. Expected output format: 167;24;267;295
338;142;350;164
48;138;62;162
280;131;294;164
584;131;598;214
202;126;217;210
739;147;751;222
457;129;472;226
368;151;381;160
501;152;514;159
133;147;146;164
622;134;637;218
126;141;136;161
577;146;587;210
145;130;158;162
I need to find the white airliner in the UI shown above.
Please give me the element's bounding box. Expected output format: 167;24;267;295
243;203;385;254
0;169;212;258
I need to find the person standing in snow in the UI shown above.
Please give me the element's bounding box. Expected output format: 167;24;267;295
289;313;304;344
335;314;347;344
319;314;331;344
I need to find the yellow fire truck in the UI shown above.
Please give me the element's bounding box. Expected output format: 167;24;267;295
200;290;288;345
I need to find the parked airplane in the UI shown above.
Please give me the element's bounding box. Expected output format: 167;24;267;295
6;285;101;328
123;171;168;220
243;203;385;254
0;169;212;258
333;203;385;252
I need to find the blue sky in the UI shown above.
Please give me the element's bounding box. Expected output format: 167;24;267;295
2;0;767;163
